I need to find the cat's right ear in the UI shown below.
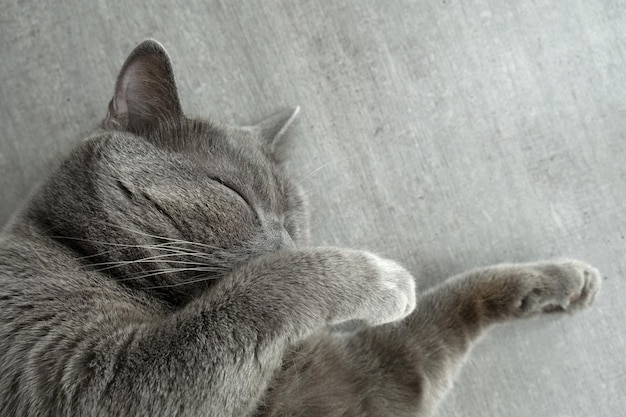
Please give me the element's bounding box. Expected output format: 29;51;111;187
103;40;183;134
246;107;301;152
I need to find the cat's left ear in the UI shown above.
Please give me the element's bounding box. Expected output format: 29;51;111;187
247;107;300;151
104;40;183;134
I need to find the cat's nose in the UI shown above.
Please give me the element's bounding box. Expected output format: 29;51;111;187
266;223;295;251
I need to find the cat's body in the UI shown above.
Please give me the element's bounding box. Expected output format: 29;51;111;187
0;40;600;417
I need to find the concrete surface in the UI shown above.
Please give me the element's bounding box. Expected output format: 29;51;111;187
1;1;624;416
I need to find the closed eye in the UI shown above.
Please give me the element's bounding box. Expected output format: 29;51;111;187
211;177;253;210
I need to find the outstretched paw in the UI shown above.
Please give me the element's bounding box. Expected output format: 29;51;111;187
517;260;601;315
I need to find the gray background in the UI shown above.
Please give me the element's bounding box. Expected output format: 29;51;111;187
1;1;624;416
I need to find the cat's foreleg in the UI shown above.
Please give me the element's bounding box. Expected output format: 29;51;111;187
63;248;415;417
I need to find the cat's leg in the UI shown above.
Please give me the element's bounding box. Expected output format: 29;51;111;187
26;248;416;417
389;259;601;416
262;259;601;417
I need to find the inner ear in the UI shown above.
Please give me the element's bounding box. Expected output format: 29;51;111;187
248;107;300;151
104;40;183;134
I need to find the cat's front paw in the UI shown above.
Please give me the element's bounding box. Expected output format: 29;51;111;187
360;254;417;326
517;260;601;315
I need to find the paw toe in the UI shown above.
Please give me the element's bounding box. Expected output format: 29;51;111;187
555;260;601;312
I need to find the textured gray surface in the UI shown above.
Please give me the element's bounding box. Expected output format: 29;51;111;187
1;1;624;416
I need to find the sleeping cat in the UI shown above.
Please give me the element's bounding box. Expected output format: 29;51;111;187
0;40;601;417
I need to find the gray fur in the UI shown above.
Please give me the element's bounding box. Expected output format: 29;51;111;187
0;40;601;417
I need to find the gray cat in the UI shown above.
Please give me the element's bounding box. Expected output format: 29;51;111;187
0;40;601;417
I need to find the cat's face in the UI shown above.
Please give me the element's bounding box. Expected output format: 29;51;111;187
31;41;307;303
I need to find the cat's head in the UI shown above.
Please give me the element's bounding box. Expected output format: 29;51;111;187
31;40;308;303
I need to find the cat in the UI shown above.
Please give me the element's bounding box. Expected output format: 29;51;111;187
0;40;601;417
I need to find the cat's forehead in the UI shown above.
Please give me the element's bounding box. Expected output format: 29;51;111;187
92;119;278;185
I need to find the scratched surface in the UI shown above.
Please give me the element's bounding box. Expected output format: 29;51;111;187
1;1;624;415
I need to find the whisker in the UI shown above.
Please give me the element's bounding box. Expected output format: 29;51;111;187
51;235;153;249
91;259;206;273
96;221;224;251
117;266;226;282
73;241;208;261
77;247;169;261
86;250;205;267
142;274;222;289
52;236;203;255
298;160;333;183
51;225;245;273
